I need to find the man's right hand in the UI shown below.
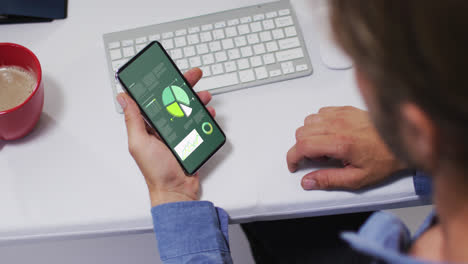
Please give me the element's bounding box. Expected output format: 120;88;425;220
287;106;406;190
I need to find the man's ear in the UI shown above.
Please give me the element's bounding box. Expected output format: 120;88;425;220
400;103;438;171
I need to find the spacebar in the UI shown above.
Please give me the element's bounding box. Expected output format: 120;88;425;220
194;73;239;92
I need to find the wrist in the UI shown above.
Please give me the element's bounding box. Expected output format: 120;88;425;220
149;190;197;207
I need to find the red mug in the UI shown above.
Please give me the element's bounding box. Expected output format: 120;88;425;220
0;43;44;140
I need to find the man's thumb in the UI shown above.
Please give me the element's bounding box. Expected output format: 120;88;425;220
117;93;147;143
301;168;366;190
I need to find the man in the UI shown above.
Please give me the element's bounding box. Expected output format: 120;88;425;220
116;0;467;263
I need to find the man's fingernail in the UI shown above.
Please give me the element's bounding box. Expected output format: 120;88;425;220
303;178;317;189
117;95;127;109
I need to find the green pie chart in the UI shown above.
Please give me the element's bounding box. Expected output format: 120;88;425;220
162;85;192;118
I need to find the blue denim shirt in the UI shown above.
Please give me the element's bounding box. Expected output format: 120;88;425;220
151;173;433;264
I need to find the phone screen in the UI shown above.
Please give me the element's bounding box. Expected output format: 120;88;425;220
117;41;226;174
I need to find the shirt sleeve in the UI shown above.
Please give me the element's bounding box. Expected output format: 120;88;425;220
413;170;432;197
151;201;233;264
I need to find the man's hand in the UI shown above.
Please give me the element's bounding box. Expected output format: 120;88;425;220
117;68;215;207
287;106;406;190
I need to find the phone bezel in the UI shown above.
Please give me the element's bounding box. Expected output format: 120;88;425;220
116;41;226;175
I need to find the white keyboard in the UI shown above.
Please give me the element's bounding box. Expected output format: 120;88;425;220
103;0;313;113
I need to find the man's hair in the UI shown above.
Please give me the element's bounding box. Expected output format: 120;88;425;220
329;0;468;169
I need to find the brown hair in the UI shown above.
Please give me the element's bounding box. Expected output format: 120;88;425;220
329;0;468;168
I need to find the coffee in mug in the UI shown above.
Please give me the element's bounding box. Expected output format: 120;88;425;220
0;66;37;111
0;43;44;140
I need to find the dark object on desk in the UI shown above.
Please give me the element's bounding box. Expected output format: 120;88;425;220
0;0;68;24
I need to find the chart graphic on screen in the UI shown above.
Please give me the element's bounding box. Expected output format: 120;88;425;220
162;85;192;118
174;129;204;160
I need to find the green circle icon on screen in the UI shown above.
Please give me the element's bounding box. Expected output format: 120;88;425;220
162;85;192;118
202;122;213;135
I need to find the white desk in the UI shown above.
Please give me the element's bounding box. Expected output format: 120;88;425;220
0;0;428;243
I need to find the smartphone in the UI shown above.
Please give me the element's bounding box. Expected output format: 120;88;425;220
116;41;226;175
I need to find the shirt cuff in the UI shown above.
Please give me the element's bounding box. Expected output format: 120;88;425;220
413;170;432;196
151;201;230;261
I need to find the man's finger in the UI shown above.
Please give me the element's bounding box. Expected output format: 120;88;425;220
287;135;351;172
184;68;203;87
206;106;216;117
301;168;366;190
117;93;148;147
197;91;212;105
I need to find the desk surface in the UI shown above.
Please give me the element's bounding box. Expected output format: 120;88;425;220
0;0;427;242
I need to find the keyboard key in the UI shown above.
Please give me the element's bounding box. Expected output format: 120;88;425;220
136;36;147;44
250;56;263;67
211;63;224;75
250;22;262;32
239;69;255;82
266;11;278;18
209;41;222;52
278;37;300;50
226;27;238;38
110;49;122;60
247;33;260;44
281;61;295;74
189;56;202;67
171;48;183;60
228;48;241;60
184;46;196;57
202;24;213;31
272;29;285;39
237;58;250;70
240;46;253;57
255;66;268;79
109;41;120;49
228;18;240;26
266;41;279;52
200;32;213;42
136;44;146;52
285;26;297;37
187;34;200;45
224;61;237;72
112;59;128;71
275;16;293;27
260;31;272;42
195;72;239;91
123;46;135;57
162;32;174;39
176;29;187;36
269;69;282;77
188;26;200;33
253;14;265;21
263;53;276;64
200;66;211;77
234;36;247;47
176;59;189;70
215;21;226;28
240;16;252;24
215;51;228;62
196;43;209;54
253;43;266;55
213;29;225;40
221;38;234;50
149;34;161;41
262;19;275;30
202;53;215;65
296;64;308;72
122;39;134;47
238;24;250;35
276;47;304;62
161;39;174;49
175;36;187;47
279;9;291;16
